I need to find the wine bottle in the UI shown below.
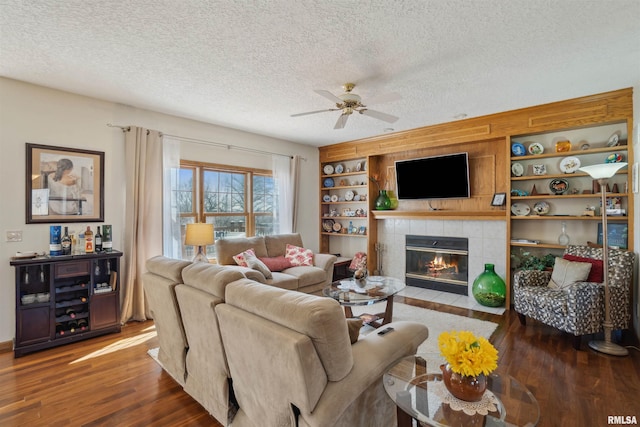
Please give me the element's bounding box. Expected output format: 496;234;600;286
49;225;62;256
77;319;88;331
65;308;76;319
68;320;78;333
56;322;65;336
102;225;113;252
84;226;94;253
95;226;102;252
61;226;71;255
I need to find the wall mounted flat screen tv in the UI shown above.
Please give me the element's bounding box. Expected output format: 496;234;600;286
395;152;470;200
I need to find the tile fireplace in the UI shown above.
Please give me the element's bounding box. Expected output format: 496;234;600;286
405;235;469;295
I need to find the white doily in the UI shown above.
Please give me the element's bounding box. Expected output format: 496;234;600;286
433;381;500;416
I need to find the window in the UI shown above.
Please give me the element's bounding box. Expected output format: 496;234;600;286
175;161;276;260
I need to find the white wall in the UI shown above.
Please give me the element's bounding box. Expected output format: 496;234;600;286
0;77;319;344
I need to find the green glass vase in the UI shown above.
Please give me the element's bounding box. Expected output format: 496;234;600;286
375;190;392;210
472;264;506;307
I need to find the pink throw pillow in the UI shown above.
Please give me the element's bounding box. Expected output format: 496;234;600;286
563;254;604;283
284;244;314;266
258;256;293;272
233;249;255;267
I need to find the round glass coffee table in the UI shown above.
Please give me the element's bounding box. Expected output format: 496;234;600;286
323;276;405;327
384;353;540;427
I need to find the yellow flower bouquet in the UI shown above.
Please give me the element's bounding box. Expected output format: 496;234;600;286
438;330;498;377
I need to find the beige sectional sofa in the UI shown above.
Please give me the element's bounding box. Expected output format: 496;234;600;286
214;233;337;295
143;255;429;427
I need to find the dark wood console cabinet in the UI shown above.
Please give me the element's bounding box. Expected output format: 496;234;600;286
10;251;122;357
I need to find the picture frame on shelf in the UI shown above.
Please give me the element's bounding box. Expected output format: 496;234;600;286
491;192;506;207
26;143;105;223
597;223;628;249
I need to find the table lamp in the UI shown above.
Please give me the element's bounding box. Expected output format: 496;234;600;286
185;223;215;263
578;162;628;356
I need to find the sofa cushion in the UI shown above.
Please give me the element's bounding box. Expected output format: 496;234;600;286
265;272;299;290
259;256;293;272
563;254;604;283
346;318;363;344
548;257;592;290
232;248;255;267
285;244;314;266
282;265;326;287
215;236;268;265
244;251;273;279
265;233;304;257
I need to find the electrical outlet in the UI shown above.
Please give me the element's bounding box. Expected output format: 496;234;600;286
6;230;22;242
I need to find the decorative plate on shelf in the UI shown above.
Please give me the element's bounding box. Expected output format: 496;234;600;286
511;203;531;216
345;190;355;201
555;140;571;152
533;201;550;215
511;162;524;177
549;178;569;194
607;134;620;147
323;164;334;175
511;142;526;156
559;156;581;173
330;194;339;202
332;222;342;232
335;164;344;174
528;142;544;155
322;219;335;232
323;177;334;188
322;194;331;203
355;161;362;172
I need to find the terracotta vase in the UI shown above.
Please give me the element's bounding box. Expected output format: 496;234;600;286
440;364;487;402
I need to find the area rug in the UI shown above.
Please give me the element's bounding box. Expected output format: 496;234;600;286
351;302;498;359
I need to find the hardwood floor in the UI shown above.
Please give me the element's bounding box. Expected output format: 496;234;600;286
1;297;638;426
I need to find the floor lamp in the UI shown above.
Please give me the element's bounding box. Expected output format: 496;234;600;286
578;162;628;356
185;223;215;263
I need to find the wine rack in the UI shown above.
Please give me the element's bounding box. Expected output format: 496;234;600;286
10;251;122;357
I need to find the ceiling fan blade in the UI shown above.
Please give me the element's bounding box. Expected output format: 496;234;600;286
334;113;349;129
291;109;338;117
314;89;343;104
360;109;399;123
364;92;402;105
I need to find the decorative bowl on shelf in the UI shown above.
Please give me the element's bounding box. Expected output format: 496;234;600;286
533;201;550;215
555;140;571;152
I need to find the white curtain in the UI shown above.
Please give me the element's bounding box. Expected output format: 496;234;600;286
121;127;164;323
162;137;182;259
272;154;300;234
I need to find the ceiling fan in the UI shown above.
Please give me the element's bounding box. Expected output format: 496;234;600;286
291;83;400;129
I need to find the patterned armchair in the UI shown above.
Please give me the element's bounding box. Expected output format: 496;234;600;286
513;245;635;350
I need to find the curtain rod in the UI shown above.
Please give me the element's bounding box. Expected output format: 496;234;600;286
107;123;305;160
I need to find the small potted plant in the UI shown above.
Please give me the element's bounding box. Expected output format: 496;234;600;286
511;249;555;271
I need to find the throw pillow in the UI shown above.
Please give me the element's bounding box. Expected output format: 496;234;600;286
232;249;255;267
349;252;367;271
548;257;592;290
258;256;293;272
346;318;363;344
244;251;273;279
563;254;604;283
284;244;314;266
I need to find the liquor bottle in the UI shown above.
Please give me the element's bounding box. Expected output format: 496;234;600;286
95;226;102;252
56;322;65;336
77;232;85;255
84;226;94;253
65;308;76;319
49;225;62;256
61;227;71;255
102;225;113;252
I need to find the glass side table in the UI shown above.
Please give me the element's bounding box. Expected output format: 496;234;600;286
384;353;540;426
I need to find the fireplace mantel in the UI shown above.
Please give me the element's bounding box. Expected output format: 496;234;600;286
372;210;506;221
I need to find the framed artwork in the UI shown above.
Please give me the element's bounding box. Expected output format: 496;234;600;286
26;143;105;223
597;223;628;249
491;192;506;206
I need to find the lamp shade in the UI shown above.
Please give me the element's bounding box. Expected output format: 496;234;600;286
185;223;215;246
578;163;627;179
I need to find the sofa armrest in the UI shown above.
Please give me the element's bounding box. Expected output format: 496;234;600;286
299;321;428;426
314;253;338;286
513;269;551;288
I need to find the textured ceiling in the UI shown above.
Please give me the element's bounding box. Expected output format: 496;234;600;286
1;1;639;147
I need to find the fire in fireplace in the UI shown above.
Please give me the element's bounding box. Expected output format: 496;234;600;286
405;235;469;295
